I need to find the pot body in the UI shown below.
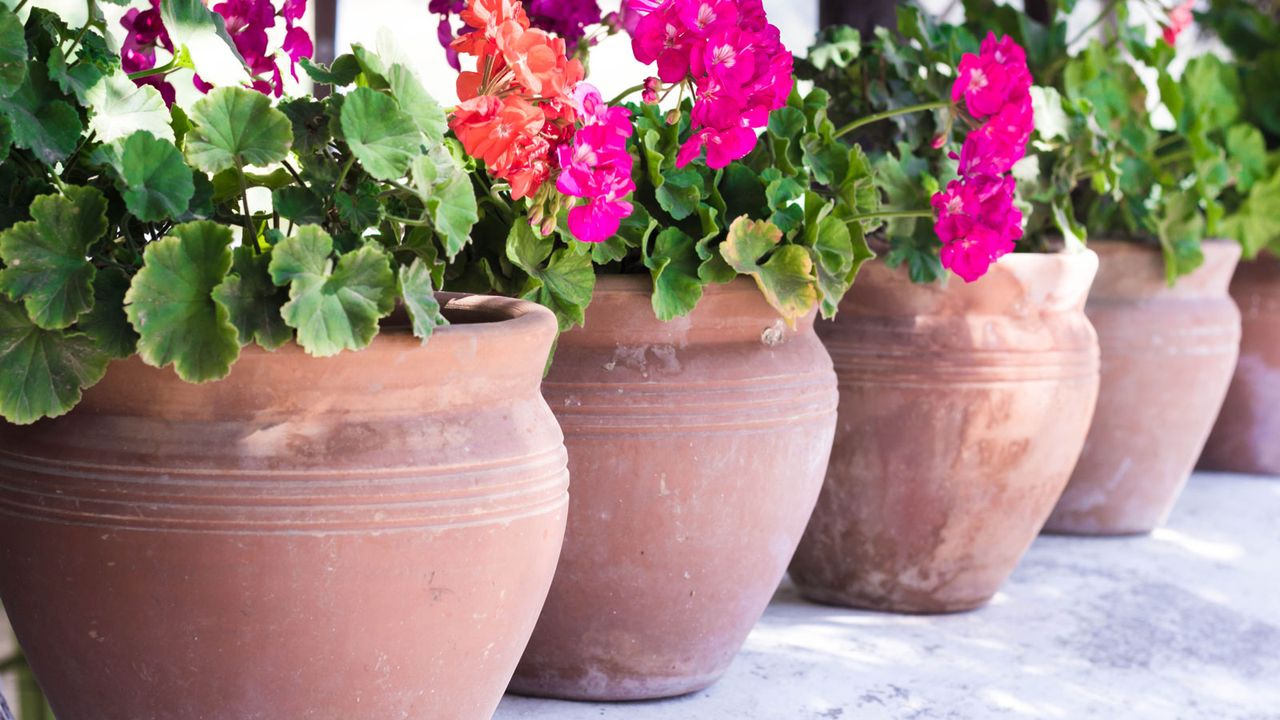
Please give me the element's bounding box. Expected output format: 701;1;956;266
790;252;1101;614
1201;252;1280;475
1045;241;1242;535
510;276;838;701
0;296;568;720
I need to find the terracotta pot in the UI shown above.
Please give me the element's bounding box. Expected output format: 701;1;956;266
0;295;568;720
1045;241;1242;535
509;276;837;701
1201;252;1280;475
789;251;1101;614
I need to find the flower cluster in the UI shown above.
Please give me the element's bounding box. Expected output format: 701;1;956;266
431;0;603;69
933;33;1034;282
1162;0;1196;45
556;85;636;243
121;0;312;104
448;0;586;200
626;0;794;169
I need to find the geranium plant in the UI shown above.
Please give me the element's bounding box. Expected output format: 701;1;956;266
433;0;1035;329
802;4;1106;283
0;0;479;424
1199;0;1280;258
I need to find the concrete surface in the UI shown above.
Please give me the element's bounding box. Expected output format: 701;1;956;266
496;473;1280;720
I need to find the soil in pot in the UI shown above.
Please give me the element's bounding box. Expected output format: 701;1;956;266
0;295;568;720
1045;241;1242;535
1201;252;1280;475
508;275;838;701
789;251;1101;614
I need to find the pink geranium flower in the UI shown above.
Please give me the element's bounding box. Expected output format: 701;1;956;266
952;32;1033;119
956;95;1034;175
931;175;1023;283
556;84;637;243
626;0;793;169
1162;0;1196;45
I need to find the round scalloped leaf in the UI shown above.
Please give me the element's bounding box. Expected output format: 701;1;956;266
644;227;703;322
398;258;446;341
269;226;396;357
0;298;109;425
0;65;82;164
0;186;107;330
185;86;293;173
95;131;196;223
0;8;26;98
340;87;422;181
722;216;818;325
212;245;292;350
84;70;175;144
125;221;240;382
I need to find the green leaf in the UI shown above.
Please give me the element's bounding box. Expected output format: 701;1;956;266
96;132;196;223
0;298;109;425
387;63;447;144
269;226;396;357
185;87;293;173
0;8;26;97
411;149;478;259
0;186;107;330
1226;124;1267;193
1181;55;1241;133
84;70;175;144
341;87;422;181
1155;191;1207;284
212;245;292;351
505;223;595;330
0;64;81;164
125;221;240;382
335;182;383;233
655;167;704;221
79;266;137;360
273;186;326;226
1221;167;1280;259
721;217;818;324
299;55;362;86
644;227;703;321
160;0;250;87
398;258;446;341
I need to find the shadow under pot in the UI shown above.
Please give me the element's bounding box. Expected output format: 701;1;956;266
1201;251;1280;476
789;251;1101;614
1044;240;1242;536
509;275;838;701
0;295;568;720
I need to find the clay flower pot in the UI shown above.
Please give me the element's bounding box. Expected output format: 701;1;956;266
0;295;568;720
1201;252;1280;475
509;275;838;701
1045;241;1242;535
789;251;1101;614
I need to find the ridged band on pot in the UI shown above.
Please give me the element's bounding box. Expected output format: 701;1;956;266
509;275;838;701
1044;241;1242;536
789;251;1101;614
1201;252;1280;475
0;295;568;720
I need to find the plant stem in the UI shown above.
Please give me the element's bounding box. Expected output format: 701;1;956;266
280;160;308;192
236;162;256;252
847;209;935;223
834;100;952;139
385;214;431;227
608;83;647;106
128;60;180;81
333;155;356;193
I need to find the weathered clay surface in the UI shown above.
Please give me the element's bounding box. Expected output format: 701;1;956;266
510;275;838;701
789;252;1101;614
1201;252;1280;475
1046;241;1242;535
0;295;568;720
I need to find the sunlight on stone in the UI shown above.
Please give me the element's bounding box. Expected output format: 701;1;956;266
1150;527;1245;563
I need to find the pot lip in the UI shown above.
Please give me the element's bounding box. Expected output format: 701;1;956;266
325;292;557;351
